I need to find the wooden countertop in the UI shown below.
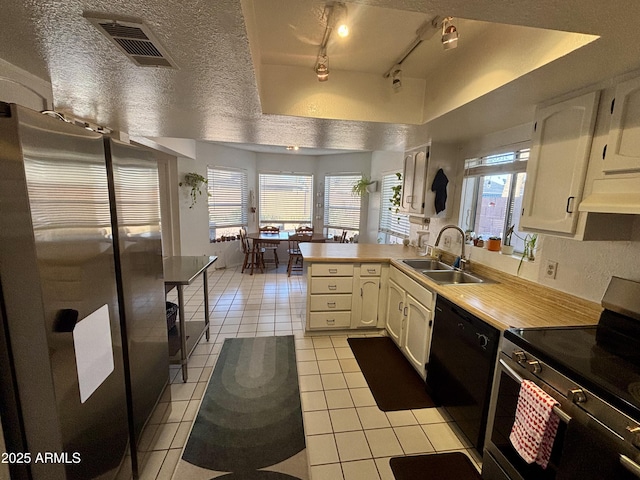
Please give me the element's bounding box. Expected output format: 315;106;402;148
299;243;602;331
299;243;417;262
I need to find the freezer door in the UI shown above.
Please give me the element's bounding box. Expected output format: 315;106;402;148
0;103;130;479
106;138;169;455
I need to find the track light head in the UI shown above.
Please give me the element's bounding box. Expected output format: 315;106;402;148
391;66;403;92
315;55;329;81
441;17;459;50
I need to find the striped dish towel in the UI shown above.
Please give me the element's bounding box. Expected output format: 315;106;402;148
509;380;560;469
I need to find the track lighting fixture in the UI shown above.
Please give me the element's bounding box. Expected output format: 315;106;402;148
313;2;348;82
383;15;459;87
441;17;459;50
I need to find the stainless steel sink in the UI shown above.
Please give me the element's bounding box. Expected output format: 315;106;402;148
401;258;453;270
422;270;492;285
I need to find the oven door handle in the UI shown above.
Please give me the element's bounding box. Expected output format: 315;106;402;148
621;455;640;479
499;358;573;424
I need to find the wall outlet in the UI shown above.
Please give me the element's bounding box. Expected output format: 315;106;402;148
443;236;452;247
545;260;558;279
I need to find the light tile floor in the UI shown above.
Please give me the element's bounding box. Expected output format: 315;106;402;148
133;264;482;480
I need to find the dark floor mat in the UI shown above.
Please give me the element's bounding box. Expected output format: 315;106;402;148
348;336;438;411
390;452;481;480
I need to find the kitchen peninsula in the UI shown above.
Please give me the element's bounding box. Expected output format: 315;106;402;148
299;243;601;333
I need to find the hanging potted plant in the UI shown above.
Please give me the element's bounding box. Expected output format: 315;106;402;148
389;172;402;222
179;172;208;208
352;176;377;196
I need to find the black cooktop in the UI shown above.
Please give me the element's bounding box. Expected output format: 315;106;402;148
505;324;640;422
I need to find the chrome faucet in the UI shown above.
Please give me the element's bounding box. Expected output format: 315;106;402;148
434;225;468;270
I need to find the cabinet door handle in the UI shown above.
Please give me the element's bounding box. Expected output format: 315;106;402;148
403;306;408;316
328;268;338;274
326;319;335;325
327;302;336;308
566;196;575;213
328;285;337;290
360;288;363;297
367;268;376;274
398;301;403;311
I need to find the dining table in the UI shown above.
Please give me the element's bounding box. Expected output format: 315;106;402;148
245;231;330;274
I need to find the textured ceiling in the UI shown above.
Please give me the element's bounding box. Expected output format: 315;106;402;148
1;0;640;153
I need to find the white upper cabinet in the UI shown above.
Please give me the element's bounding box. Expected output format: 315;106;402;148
603;75;640;173
401;146;428;215
400;142;457;218
520;91;600;235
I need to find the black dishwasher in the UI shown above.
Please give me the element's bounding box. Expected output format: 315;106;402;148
426;296;499;452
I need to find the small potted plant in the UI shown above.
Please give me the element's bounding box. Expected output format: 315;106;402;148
487;236;502;251
179;172;208;208
501;225;515;255
352;176;377;196
517;233;538;274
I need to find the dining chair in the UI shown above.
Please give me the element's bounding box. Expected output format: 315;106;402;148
295;225;314;234
240;228;264;274
258;225;280;267
287;233;311;276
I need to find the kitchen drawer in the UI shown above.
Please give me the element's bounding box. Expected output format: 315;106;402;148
309;311;351;329
360;263;382;276
310;277;353;294
311;263;354;277
309;294;352;312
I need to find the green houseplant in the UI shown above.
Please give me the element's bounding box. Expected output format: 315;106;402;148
179;172;208;208
352;176;376;196
501;225;515;255
389;172;402;222
517;233;538;274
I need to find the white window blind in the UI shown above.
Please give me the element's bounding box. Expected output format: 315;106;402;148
207;167;248;234
259;173;313;224
324;174;361;231
379;172;410;237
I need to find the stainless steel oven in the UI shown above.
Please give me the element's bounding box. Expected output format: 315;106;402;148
483;277;640;480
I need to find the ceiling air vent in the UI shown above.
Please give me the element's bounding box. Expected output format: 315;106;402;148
85;16;177;68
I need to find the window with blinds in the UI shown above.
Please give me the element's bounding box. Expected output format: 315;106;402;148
379;172;410;240
207;167;248;239
258;173;313;228
324;174;361;233
459;148;529;252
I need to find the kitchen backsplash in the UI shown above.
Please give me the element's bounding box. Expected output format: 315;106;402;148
415;218;640;304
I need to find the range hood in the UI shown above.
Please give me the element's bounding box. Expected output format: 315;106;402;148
579;177;640;214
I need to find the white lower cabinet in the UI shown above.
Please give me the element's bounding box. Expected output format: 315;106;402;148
385;267;434;379
306;262;388;331
385;279;404;345
352;277;380;328
402;293;432;376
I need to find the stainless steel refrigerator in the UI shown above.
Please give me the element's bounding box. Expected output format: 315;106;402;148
0;102;168;479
